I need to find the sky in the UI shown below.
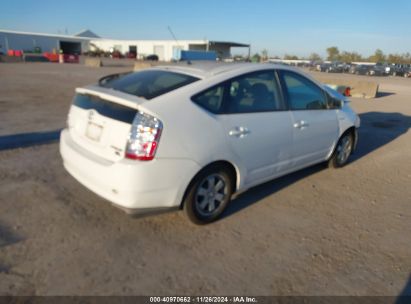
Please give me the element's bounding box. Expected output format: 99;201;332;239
1;0;410;58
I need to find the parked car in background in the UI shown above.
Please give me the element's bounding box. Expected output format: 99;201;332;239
145;54;159;61
390;64;411;77
60;63;360;224
325;62;344;73
317;63;331;72
368;63;386;76
341;63;352;73
350;64;371;75
385;64;396;75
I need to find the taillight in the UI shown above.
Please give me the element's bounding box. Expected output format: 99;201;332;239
125;112;163;161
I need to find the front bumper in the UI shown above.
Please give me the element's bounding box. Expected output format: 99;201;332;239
60;129;200;214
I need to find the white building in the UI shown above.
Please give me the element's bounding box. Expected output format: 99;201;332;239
0;29;249;61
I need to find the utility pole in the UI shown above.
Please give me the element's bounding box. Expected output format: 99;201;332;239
167;26;181;48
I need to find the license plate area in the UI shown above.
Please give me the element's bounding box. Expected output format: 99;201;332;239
86;122;103;142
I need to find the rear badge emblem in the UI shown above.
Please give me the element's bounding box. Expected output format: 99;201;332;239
88;110;96;120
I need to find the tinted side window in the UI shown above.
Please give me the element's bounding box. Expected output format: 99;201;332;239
227;70;284;113
281;71;327;110
192;84;225;114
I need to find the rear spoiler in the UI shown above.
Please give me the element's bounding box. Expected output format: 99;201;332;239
98;72;132;86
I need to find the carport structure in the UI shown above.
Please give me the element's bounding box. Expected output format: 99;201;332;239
189;40;251;60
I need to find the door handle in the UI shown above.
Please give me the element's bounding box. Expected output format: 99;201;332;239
229;126;251;138
293;120;309;129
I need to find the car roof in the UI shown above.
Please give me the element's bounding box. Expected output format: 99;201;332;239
151;61;298;79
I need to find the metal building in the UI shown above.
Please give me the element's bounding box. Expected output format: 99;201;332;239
0;29;249;61
0;29;94;55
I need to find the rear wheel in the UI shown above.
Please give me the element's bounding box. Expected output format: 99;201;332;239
328;132;354;168
183;166;233;225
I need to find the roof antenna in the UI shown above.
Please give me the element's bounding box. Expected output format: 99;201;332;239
167;26;181;48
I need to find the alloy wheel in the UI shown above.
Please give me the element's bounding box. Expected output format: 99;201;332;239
195;174;228;217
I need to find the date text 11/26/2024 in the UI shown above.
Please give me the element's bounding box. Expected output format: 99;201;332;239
149;297;258;303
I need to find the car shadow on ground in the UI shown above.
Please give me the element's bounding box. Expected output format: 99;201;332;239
0;223;24;275
350;112;411;163
377;91;396;98
396;274;411;303
0;223;23;248
223;111;411;219
0;129;61;151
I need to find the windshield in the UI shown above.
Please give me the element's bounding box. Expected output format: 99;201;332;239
100;70;200;100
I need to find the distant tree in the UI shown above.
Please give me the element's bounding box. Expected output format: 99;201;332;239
388;53;411;64
308;53;322;62
251;53;261;63
387;53;403;64
326;46;340;61
339;51;363;63
233;55;246;62
369;49;386;63
284;54;299;60
261;49;268;61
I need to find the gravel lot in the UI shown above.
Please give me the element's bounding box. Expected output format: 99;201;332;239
0;62;410;296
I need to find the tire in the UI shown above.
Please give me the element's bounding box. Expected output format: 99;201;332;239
183;166;234;225
328;132;354;168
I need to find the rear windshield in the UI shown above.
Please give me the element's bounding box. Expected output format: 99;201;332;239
100;70;200;100
73;94;137;124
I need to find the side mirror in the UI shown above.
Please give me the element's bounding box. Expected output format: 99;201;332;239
327;94;343;109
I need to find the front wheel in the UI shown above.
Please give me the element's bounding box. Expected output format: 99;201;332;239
328;133;354;168
183;166;233;225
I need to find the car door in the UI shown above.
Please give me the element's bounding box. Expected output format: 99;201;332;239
278;70;339;169
220;70;294;186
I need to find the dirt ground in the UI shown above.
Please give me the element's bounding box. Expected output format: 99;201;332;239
0;62;410;296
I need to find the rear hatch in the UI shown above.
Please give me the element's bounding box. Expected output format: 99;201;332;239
67;69;200;162
67;86;143;162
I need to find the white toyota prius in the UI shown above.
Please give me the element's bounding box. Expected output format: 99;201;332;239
60;62;360;224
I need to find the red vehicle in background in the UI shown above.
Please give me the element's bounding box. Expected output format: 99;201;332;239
126;52;136;59
111;50;124;59
63;54;79;63
43;52;79;63
43;52;59;62
7;49;23;57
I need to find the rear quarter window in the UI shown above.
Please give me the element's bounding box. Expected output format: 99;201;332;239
191;84;225;114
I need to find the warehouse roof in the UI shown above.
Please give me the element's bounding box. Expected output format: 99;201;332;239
0;29;92;40
208;41;250;47
74;29;100;38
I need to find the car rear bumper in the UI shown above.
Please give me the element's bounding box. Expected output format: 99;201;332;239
60;129;200;214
